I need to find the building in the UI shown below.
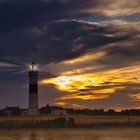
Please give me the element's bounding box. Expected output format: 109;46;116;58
21;109;28;116
3;107;21;116
51;109;67;116
2;107;30;116
28;62;39;115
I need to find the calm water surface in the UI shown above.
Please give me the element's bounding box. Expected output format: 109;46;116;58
0;127;139;140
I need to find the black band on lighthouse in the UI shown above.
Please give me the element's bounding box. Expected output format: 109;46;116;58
29;84;38;94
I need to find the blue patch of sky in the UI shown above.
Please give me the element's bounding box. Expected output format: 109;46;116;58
80;14;140;23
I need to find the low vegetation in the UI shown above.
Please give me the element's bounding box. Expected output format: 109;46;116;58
0;115;140;129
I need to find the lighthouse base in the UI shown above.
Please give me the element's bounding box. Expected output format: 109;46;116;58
28;94;38;115
28;108;39;115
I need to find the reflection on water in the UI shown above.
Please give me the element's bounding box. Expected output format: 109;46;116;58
0;127;140;140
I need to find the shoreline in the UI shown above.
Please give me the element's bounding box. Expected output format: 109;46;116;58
0;115;139;129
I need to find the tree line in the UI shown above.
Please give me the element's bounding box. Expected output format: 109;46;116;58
0;104;140;116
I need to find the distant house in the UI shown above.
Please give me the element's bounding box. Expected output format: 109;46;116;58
3;107;21;116
21;109;29;116
5;110;11;116
2;107;29;116
51;109;67;116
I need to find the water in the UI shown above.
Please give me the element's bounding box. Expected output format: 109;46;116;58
0;127;140;140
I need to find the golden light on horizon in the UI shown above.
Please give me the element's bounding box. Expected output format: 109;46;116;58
40;74;97;92
55;102;66;106
39;63;140;101
130;93;140;100
57;94;109;100
39;73;116;100
62;51;106;65
90;88;116;94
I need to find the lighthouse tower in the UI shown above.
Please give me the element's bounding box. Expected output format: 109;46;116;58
28;62;39;115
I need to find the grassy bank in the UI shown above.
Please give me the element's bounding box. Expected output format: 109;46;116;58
0;115;139;129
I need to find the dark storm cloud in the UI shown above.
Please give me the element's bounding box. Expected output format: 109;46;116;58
2;0;139;34
0;19;139;70
0;0;96;33
0;0;138;70
31;20;140;70
31;20;127;64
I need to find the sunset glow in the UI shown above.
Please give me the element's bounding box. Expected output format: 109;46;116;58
40;64;140;103
0;0;139;110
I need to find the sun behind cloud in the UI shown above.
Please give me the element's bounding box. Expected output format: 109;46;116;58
40;63;140;102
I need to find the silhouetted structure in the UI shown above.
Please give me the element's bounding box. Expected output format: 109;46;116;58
0;104;140;116
2;106;21;116
28;62;39;115
39;105;140;116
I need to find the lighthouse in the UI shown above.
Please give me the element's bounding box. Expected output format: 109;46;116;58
28;62;39;115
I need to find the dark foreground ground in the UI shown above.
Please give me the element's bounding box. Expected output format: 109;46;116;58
0;127;140;140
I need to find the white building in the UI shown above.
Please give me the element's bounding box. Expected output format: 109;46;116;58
4;110;11;116
21;109;29;116
51;109;67;116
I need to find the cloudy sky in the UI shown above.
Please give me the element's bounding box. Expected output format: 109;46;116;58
0;0;140;111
